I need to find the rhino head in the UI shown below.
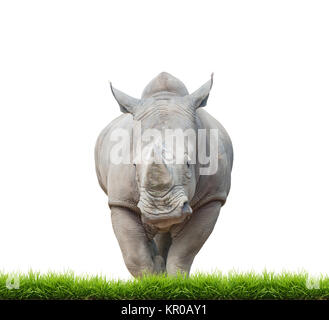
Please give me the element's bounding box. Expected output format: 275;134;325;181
110;72;213;230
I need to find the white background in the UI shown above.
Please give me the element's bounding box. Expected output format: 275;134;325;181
0;0;328;280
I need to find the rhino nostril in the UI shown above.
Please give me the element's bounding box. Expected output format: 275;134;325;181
182;201;192;215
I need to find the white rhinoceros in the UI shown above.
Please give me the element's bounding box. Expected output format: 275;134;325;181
95;72;233;277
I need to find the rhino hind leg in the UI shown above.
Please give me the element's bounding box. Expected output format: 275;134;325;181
149;238;166;273
111;206;164;277
153;232;172;264
166;201;222;276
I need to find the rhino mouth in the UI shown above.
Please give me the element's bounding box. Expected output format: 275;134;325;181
137;186;192;227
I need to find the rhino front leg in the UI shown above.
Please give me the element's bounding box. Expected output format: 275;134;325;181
167;201;222;276
110;206;165;277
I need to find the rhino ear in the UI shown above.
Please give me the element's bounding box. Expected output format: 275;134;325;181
188;73;214;109
110;81;140;114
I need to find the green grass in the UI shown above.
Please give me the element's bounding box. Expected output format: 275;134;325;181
1;271;329;300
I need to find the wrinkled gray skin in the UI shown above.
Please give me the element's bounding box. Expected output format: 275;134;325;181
95;72;233;277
